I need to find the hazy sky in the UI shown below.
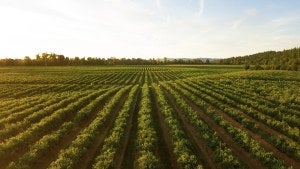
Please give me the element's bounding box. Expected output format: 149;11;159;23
0;0;299;59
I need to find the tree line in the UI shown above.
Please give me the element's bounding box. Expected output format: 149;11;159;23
0;53;210;66
218;47;300;70
0;47;299;70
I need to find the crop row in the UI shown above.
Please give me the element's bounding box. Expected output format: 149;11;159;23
200;81;299;128
172;82;300;162
134;84;160;168
170;81;289;169
0;95;65;125
161;83;245;169
0;89;105;160
48;86;131;169
186;80;299;142
0;96;48;119
206;80;300;117
153;84;202;169
92;85;139;168
7;86;121;169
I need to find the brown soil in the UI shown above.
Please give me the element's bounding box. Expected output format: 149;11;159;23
162;87;220;169
150;87;175;169
150;72;159;83
197;82;298;140
147;71;152;84
199;93;300;168
171;85;266;169
0;98;74;142
140;71;145;85
31;91;118;169
150;87;180;169
0;92;101;169
184;82;300;166
114;88;141;169
74;91;129;169
125;72;138;85
182;82;296;141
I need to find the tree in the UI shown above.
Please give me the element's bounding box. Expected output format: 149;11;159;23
163;57;167;64
24;56;32;66
57;55;65;65
73;57;80;65
41;53;49;66
219;47;300;70
49;53;58;65
35;54;43;66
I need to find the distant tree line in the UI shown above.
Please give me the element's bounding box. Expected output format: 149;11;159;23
218;47;300;71
0;53;210;66
1;47;299;70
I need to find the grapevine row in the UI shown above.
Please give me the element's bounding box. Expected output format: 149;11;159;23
48;86;131;169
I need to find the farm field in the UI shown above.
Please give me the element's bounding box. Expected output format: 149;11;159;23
0;65;299;169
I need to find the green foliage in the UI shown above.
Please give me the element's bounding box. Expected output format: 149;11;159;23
136;152;160;169
92;85;139;169
0;66;298;169
162;82;245;169
153;84;203;169
221;47;300;71
134;84;160;168
48;86;130;169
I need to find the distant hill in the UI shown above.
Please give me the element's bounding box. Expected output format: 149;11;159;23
218;47;300;70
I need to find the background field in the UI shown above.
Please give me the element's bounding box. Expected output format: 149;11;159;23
0;65;299;169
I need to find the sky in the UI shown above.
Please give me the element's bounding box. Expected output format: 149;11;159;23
0;0;299;59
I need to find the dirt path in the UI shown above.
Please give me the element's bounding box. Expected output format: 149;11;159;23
150;87;180;169
30;91;118;169
150;71;159;83
0;92;101;169
150;87;174;169
180;82;300;167
126;72;138;85
140;71;145;85
197;82;298;139
114;88;141;169
74;91;129;169
204;81;298;125
180;82;295;142
199;93;300;168
147;71;152;84
162;87;220;169
175;81;300;168
172;86;266;169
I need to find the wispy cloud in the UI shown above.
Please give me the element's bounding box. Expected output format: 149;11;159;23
270;17;296;27
1;0;300;59
230;8;258;30
198;0;205;16
231;18;245;29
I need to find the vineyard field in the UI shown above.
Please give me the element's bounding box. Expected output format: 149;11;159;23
0;65;299;169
